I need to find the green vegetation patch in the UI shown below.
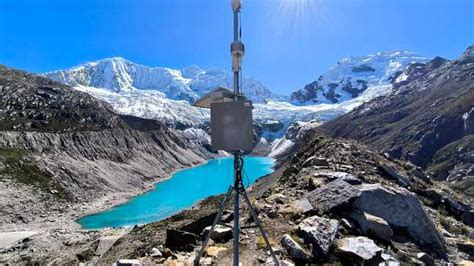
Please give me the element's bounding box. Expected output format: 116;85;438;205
0;148;69;200
438;214;471;236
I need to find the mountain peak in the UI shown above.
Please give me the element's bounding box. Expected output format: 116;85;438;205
44;59;277;103
181;64;204;78
460;44;474;64
291;50;429;105
100;56;128;62
82;56;131;68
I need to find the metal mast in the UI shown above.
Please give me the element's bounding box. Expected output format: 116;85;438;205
231;1;244;265
194;1;278;265
231;0;244;99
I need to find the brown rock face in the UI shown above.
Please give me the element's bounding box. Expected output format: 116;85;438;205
319;47;474;182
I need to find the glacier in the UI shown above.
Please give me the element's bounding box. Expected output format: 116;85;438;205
45;57;281;103
44;52;429;155
290;51;428;104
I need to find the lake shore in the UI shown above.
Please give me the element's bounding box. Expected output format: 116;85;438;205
0;158;212;263
77;156;274;229
0;155;275;263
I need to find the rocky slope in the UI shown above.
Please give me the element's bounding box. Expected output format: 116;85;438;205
290;51;428;104
37;132;473;265
319;46;474;187
0;65;125;132
0;65;214;263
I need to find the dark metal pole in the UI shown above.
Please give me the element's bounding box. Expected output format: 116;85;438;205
233;152;241;266
233;9;240;99
232;6;241;263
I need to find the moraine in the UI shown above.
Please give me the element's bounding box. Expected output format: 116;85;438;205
77;156;274;229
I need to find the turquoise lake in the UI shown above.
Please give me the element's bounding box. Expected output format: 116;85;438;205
77;156;274;229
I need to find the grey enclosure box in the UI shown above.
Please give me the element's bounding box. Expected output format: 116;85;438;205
210;101;253;152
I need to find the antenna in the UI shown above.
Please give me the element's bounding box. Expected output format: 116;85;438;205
193;1;279;265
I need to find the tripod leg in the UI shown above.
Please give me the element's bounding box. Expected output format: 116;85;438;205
241;188;279;265
194;186;234;266
233;184;239;266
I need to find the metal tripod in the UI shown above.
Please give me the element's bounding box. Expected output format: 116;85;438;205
194;152;279;266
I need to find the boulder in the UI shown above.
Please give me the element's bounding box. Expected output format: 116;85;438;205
457;242;474;257
267;210;279;219
280;259;295;266
348;211;393;241
307;176;325;190
150;247;162;257
115;259;141;266
443;196;474;227
380;252;400;266
165;229;198;251
201;225;233;243
180;213;216;235
220;210;234;223
461;209;474;227
313;170;360;185
443;196;466;217
199;257;213;265
416;252;434;266
340;218;355;230
297;215;339;256
286;198;314;214
335;236;383;263
352;184;446;254
280;234;310;261
303;156;330;167
162;248;175;258
378;164;410;187
266;193;288;204
205;246;227;258
421;190;474;227
306;179;361;214
340;175;362;185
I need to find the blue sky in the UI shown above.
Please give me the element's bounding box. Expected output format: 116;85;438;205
0;0;473;95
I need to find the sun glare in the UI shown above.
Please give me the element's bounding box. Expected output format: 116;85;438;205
276;0;320;21
265;0;324;39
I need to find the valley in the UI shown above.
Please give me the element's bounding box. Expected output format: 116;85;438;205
0;46;473;265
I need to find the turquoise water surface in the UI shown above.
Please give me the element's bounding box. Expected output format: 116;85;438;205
77;156;274;229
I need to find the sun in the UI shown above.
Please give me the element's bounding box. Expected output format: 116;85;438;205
266;0;323;38
276;0;320;20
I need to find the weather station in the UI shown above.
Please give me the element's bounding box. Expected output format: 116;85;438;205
193;0;279;265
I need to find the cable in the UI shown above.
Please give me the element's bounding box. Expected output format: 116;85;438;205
233;154;246;194
243;168;250;188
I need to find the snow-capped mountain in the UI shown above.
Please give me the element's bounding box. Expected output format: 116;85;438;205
45;57;279;103
290;51;429;104
44;52;429;156
73;85;209;128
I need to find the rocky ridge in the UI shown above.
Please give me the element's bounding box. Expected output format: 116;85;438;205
319;46;474;187
0;65;124;132
0;66;214;263
37;133;473;265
